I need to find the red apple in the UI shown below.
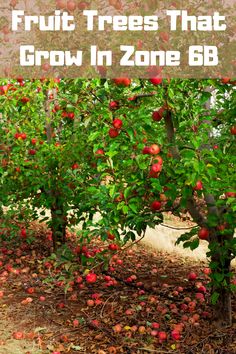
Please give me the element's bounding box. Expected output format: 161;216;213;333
152;322;160;329
20;228;27;238
56;0;67;9
26;287;35;294
109;128;119;138
12;332;24;340
31;138;37;145
197;285;206;293
16;75;24;83
86;273;97;283
150;144;160;155
150;330;158;336
151;200;161;211
107;232;115;240
225;191;236;198
87;299;94;306
95;148;104;155
160;31;169;42
153;155;163;165
28;149;36;155
20;133;27;140
78;2;89;10
188;272;197;281
142;146;151;154
0;85;9;94
109;244;119;251
203;267;211;275
217;223;228;232
113;324;122;333
21;97;30;103
73;319;79;327
128;95;136;101
221;77;230;84
151;163;162;173
109;101;119;110
152;108;164;121
230;126;236;135
113;118;123;129
113;78;131;86
54;104;61;111
72;163;79;170
81;245;88;253
67;0;76;11
158;331;167;341
171;329;180;340
198;227;209;240
195;292;205;301
194;180;203;191
149;77;162;85
75;276;83;284
68;112;75;120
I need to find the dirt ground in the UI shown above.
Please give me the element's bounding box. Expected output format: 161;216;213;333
0;307;43;354
0;219;235;354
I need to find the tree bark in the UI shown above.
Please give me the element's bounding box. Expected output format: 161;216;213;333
44;88;68;250
50;196;67;250
211;249;233;327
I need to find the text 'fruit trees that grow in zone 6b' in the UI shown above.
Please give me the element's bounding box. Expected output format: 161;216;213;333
0;0;235;78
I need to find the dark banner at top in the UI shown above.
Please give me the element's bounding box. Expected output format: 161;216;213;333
0;0;235;78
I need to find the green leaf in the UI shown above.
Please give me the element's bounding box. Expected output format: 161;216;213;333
88;131;100;141
122;205;129;214
126;128;135;142
190;238;199;250
211;291;219;305
124;186;132;200
199;91;212;105
129;203;138;213
64;262;71;272
109;185;116;198
213;273;225;282
183;241;192;248
70;345;83;351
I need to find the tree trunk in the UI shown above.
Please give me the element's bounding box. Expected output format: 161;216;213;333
210;231;234;327
50;197;67;250
213;277;232;327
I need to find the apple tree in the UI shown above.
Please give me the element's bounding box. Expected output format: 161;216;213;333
0;77;235;327
0;78;101;249
79;78;236;327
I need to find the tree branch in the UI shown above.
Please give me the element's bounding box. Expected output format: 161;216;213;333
164;108;206;226
186;197;206;227
164;110;180;159
204;193;219;218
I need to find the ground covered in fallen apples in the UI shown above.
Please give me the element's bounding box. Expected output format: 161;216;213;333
0;221;235;354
